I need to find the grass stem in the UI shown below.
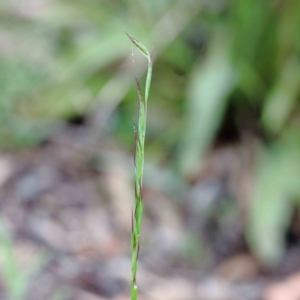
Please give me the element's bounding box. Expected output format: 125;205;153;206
126;33;153;300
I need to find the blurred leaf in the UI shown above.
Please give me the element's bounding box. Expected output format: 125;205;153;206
0;220;48;299
248;132;300;267
262;57;300;134
179;29;235;176
0;222;24;300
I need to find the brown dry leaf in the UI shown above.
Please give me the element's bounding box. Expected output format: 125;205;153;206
0;155;13;187
104;159;133;233
76;290;108;300
147;278;194;300
216;254;259;281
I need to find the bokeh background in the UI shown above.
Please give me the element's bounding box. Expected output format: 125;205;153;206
1;0;300;299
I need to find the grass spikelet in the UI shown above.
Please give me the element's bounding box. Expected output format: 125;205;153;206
127;33;153;300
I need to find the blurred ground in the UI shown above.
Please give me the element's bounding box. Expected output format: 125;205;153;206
0;120;298;300
1;0;300;299
0;121;259;299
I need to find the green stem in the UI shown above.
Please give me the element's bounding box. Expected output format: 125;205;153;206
126;33;153;300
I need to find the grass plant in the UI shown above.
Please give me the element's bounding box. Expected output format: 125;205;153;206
126;33;153;300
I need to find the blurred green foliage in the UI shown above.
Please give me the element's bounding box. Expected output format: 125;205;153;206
0;220;46;299
1;0;300;267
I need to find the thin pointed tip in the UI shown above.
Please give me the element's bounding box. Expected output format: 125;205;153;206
150;48;154;64
134;76;142;96
125;32;134;41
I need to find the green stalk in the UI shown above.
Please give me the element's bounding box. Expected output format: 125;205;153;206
126;33;153;300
